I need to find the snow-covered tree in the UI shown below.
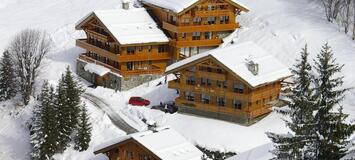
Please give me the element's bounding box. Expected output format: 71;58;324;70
74;102;92;152
312;43;353;159
64;66;84;131
0;50;17;101
30;81;57;159
267;45;317;159
56;66;84;152
7;29;52;105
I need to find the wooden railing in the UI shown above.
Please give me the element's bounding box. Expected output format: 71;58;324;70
169;39;221;47
118;53;171;62
163;21;239;33
76;39;119;60
196;70;226;81
78;54;164;77
86;29;109;41
195;9;231;17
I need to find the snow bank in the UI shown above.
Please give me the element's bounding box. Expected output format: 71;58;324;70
84;62;111;76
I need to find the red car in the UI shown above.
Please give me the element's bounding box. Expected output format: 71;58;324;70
128;97;150;106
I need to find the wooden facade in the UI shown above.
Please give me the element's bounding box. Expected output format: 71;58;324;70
167;57;283;124
76;15;170;78
143;0;249;60
94;138;160;160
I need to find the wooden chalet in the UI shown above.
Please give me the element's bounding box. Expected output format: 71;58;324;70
142;0;249;60
94;126;203;160
165;42;292;124
75;4;170;91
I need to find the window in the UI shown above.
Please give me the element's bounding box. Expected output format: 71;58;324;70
206;79;212;86
126;62;133;71
207;16;216;24
216;80;222;88
192;32;201;40
139;154;152;160
217;97;225;106
127;47;135;54
223;81;228;88
148;46;152;52
181;33;186;39
182;18;190;25
126;151;133;160
201;94;210;104
220;16;229;24
201;78;207;85
208;5;216;11
186;76;196;85
193;17;201;24
158;45;165;53
170;15;177;24
217;68;223;73
204;32;212;39
137;46;143;52
234;83;244;93
186;91;195;101
233;100;242;109
207;67;212;72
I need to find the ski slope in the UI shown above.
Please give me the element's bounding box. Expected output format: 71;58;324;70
0;0;354;159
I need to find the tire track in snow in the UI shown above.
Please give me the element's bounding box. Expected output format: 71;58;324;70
82;93;139;134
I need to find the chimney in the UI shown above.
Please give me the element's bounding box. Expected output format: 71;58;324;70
245;56;259;75
122;0;130;10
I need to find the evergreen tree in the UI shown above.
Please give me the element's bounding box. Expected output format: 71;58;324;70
0;50;17;101
313;43;353;159
56;75;71;152
64;66;84;131
74;102;92;151
267;45;317;159
30;81;57;160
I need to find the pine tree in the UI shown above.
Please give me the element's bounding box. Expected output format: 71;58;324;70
64;66;84;131
74;102;92;151
267;45;317;159
313;43;353;159
30;81;57;159
0;50;17;101
56;75;72;152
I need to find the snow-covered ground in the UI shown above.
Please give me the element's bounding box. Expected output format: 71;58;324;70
0;0;355;159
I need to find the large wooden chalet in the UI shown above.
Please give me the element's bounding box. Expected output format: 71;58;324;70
166;42;292;124
142;0;249;60
94;126;203;160
75;5;170;91
75;0;249;90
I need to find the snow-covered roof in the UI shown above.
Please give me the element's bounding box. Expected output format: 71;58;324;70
166;41;292;88
76;8;169;45
142;0;249;13
84;63;111;76
94;126;203;160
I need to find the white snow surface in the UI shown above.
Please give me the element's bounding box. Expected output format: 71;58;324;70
76;8;169;45
166;41;293;87
84;62;111;76
95;126;203;160
1;0;355;159
142;0;249;13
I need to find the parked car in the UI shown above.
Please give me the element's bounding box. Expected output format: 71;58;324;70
151;101;178;114
128;97;150;106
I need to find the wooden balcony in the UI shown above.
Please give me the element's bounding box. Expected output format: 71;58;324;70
78;54;164;77
76;39;119;60
168;81;250;101
86;29;109;42
195;9;231;17
169;39;221;47
176;98;248;117
196;71;226;81
163;21;239;33
118;53;171;62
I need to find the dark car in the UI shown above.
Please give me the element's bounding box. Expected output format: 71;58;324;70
151;101;178;114
128;97;150;106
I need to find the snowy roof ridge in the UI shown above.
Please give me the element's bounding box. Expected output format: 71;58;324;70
76;8;169;45
166;41;292;88
142;0;249;13
94;126;203;160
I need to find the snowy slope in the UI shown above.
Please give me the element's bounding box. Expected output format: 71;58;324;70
0;0;355;159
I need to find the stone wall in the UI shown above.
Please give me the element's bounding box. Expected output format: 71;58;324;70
77;59;163;91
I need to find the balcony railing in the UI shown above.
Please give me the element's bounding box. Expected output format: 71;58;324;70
163;21;239;33
76;39;119;60
169;39;221;47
